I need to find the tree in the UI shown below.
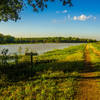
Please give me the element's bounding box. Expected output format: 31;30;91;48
0;0;23;21
0;0;72;22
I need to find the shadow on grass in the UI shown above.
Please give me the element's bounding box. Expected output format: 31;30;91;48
0;59;100;85
0;60;84;81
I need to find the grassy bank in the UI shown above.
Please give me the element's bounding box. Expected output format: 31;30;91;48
0;44;86;99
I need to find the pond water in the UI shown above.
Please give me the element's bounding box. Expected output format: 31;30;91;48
0;43;82;55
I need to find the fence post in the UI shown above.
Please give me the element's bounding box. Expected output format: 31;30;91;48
25;52;38;66
30;52;33;66
15;54;18;65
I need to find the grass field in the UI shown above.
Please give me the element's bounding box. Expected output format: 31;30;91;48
0;43;100;100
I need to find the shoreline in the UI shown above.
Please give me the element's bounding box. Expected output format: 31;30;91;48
0;42;86;45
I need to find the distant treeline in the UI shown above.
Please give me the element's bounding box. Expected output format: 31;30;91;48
0;33;97;44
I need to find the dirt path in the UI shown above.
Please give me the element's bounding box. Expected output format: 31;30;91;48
75;44;100;100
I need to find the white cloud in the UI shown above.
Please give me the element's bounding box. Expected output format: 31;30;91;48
52;16;67;23
73;14;88;21
62;10;67;13
56;10;68;14
52;14;96;23
73;14;96;21
73;16;77;20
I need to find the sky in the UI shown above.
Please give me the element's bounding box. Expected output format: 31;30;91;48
0;0;100;39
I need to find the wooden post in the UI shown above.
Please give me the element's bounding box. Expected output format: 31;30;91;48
30;52;33;66
25;52;38;66
25;52;38;75
15;54;18;65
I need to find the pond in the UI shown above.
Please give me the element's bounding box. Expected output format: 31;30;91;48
0;43;82;55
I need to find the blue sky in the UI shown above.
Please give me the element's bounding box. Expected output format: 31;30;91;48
0;0;100;39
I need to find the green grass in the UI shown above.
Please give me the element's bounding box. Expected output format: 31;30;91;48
38;44;86;61
0;71;77;100
89;46;100;72
92;43;100;51
0;44;86;100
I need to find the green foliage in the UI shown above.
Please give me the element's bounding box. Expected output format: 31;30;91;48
0;0;23;21
28;0;72;12
0;33;15;43
0;0;72;22
1;48;9;65
16;37;97;43
0;33;97;44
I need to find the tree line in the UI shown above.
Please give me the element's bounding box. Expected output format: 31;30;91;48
0;33;97;44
